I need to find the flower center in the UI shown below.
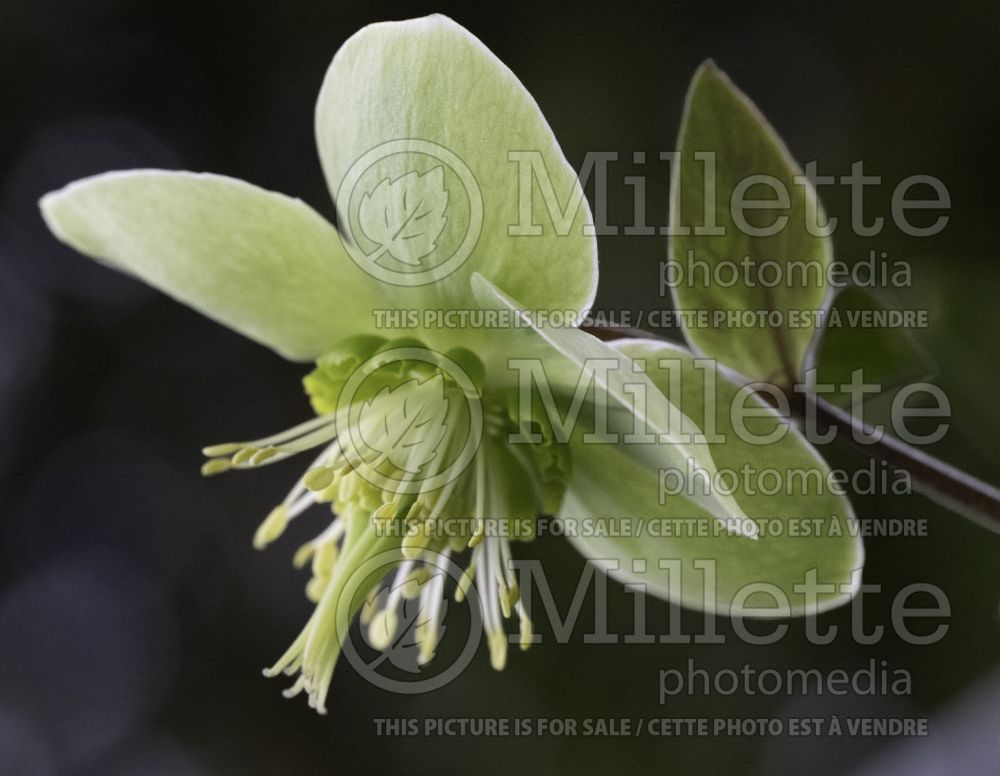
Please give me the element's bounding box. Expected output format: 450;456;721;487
201;335;568;712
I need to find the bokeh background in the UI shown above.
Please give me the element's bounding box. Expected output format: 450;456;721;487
1;1;999;774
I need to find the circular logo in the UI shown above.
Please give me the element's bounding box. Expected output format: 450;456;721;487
336;549;483;694
335;346;484;495
336;139;483;286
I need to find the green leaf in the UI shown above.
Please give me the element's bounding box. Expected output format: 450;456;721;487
670;62;832;388
471;273;758;536
560;338;862;616
40;170;383;361
316;14;596;315
810;286;936;407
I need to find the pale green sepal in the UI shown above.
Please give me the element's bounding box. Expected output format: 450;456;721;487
560;338;864;617
471;272;758;537
316;14;597;316
41;170;383;361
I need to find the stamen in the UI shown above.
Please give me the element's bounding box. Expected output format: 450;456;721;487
251;447;279;465
313;539;339;578
372;500;400;524
201;442;244;458
304;467;336;492
204;415;341;476
489;537;511;618
479;538;507;670
305;576;326;603
468;450;487;548
516;600;533;651
234;340;557;711
287;491;319;519
417;556;448;665
231;447;260;466
293;542;316;569
253;505;289;550
366;558;415;648
202;413;337;457
201;458;232;476
360;586;385;626
281;675;307;699
455;561;476;603
488;631;508;671
424;465;461;523
282;441;343;510
401;528;430;559
367;608;398;650
400;566;430;599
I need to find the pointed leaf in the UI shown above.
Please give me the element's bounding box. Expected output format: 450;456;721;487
670;62;832;387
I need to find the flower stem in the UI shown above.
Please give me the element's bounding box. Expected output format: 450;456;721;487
794;392;1000;534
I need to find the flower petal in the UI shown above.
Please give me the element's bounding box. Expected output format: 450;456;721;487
560;338;863;616
40;170;382;361
471;273;756;533
316;15;597;314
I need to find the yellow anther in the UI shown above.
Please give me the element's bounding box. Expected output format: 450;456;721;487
468;521;485;548
401;529;430;559
201;458;232;476
417;622;436;665
368;609;398;650
499;587;512;619
201;443;243;457
253;505;289;550
404;501;424;524
519;614;533;651
360;589;380;626
292;542;316;569
231;447;259;466
305;575;327;603
313;541;338;577
303;467;336;492
249;447;276;465
455;563;476;603
399;568;429;599
372;500;400;523
488;631;508;670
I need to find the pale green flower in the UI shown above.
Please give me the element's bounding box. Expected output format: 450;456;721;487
40;15;860;713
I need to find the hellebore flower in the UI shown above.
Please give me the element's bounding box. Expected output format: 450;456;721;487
40;15;860;713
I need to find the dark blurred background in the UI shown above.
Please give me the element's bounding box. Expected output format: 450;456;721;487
1;1;998;774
